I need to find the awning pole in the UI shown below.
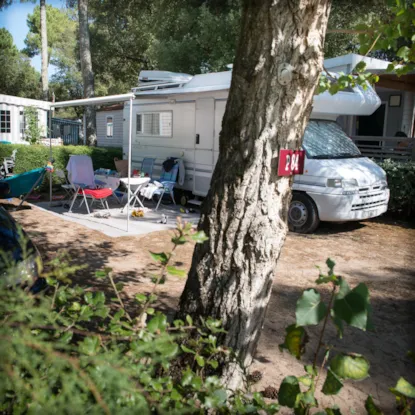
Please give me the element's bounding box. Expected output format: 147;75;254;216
49;108;53;206
127;96;133;232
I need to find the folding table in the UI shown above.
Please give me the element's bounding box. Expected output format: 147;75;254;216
120;177;150;212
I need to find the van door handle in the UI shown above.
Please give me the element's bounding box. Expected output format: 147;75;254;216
195;134;200;144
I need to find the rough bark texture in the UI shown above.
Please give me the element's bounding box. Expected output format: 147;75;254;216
78;0;96;146
178;0;331;389
40;0;48;101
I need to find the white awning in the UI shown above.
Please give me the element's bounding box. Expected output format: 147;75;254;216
51;93;135;108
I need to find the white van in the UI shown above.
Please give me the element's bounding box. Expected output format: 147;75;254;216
124;70;389;233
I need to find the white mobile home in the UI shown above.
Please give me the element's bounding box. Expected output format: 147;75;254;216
96;104;124;148
0;94;50;144
123;67;390;233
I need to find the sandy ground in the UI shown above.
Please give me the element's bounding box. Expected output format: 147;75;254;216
4;200;415;414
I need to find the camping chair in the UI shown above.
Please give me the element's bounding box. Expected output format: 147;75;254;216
55;169;75;200
66;155;113;215
140;160;179;211
141;157;156;178
2;149;17;177
0;167;47;208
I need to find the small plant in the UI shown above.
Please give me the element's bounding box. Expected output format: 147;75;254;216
23;106;44;145
277;258;415;415
0;220;278;414
278;258;375;414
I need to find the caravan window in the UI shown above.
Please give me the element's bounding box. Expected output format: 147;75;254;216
1;110;11;133
106;116;113;137
136;111;172;137
19;111;26;136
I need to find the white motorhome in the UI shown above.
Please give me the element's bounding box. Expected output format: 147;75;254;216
124;70;390;233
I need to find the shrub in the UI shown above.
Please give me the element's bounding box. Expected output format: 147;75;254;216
0;144;122;191
378;160;415;217
0;221;278;414
23;106;44;144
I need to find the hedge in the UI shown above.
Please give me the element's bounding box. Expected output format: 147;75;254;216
378;159;415;218
0;144;122;191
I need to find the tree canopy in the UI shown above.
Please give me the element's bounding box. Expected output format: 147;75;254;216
0;28;41;98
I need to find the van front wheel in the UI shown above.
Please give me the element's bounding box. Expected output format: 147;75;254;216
288;193;320;234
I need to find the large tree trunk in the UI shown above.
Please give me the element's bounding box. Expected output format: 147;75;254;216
178;0;331;389
40;0;48;101
78;0;96;146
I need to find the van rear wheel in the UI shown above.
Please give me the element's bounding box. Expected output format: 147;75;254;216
288;193;320;234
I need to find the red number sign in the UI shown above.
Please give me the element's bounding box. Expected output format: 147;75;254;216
277;149;305;176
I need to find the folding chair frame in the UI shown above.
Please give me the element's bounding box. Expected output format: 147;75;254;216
68;186;111;215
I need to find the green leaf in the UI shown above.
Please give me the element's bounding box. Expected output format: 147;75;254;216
69;301;81;311
298;376;312;387
365;395;383;414
304;365;318;376
208;360;219;369
181;345;196;354
146;307;155;315
186;315;193;326
391;377;415;399
166;266;187;278
147;313;168;333
150;251;169;265
296;289;327;326
191;231;209;243
95;270;107;279
355;61;367;73
113;309;125;321
191;375;203;390
331;310;344;339
322;368;343;395
397;46;410;61
278;376;301;408
156;341;178;358
329;353;370;380
170;388;182;401
172;235;187;245
333;279;373;331
195;355;205;367
84;292;93;304
279;324;308;359
79;336;100;356
115;282;124;292
59;331;73;344
135;293;147;303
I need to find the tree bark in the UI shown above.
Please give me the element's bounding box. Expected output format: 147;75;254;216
78;0;96;146
40;0;48;101
178;0;331;389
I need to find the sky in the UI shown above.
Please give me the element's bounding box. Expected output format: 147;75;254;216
0;0;66;78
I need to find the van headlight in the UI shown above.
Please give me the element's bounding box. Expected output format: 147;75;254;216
327;178;359;194
380;179;388;190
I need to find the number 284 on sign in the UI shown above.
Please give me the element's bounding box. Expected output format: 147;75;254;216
277;149;305;176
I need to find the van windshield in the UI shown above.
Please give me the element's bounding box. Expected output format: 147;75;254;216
303;120;362;159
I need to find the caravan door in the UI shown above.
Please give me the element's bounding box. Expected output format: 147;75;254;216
194;98;214;196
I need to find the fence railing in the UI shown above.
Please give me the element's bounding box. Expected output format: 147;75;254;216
51;118;82;145
351;136;415;161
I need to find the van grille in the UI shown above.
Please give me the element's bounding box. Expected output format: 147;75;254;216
352;184;388;211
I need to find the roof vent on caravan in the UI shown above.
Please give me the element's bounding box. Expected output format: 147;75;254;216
133;71;193;93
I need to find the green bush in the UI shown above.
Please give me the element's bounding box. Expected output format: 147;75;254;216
378;160;415;217
0;144;122;191
0;221;278;415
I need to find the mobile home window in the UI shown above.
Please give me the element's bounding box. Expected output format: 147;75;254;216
106;116;113;137
1;110;11;133
136;111;172;137
19;111;26;136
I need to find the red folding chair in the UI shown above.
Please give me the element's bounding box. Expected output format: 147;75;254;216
68;185;113;214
